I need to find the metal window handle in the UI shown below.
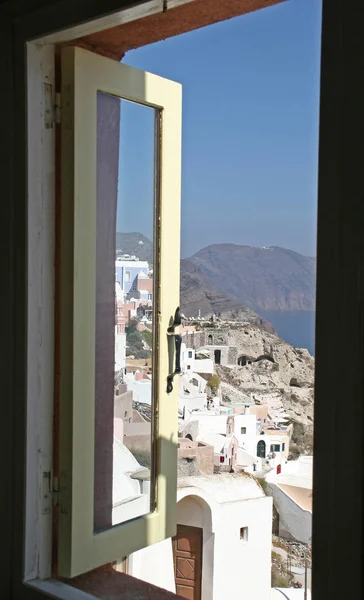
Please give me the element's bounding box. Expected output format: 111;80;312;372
166;307;182;394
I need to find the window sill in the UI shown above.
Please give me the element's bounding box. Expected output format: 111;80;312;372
28;565;181;599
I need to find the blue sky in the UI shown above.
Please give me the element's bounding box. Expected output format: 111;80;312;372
118;0;322;258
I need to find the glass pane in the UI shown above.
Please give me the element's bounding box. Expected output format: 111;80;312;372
94;91;158;531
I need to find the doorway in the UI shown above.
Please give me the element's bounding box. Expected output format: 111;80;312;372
257;439;266;458
214;349;221;365
173;525;203;600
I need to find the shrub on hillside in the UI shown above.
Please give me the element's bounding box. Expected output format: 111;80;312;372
207;374;221;392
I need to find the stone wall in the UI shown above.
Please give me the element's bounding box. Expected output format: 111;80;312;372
178;439;214;476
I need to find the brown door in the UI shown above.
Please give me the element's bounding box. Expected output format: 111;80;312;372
173;525;202;600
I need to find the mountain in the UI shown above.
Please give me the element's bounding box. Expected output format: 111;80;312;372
116;232;153;263
183;244;316;312
117;233;316;317
180;258;275;333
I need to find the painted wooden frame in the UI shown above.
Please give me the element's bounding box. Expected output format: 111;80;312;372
59;46;182;578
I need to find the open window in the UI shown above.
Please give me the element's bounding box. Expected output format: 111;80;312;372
58;47;182;577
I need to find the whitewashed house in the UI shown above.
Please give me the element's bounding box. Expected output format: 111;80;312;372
181;343;214;376
127;473;273;600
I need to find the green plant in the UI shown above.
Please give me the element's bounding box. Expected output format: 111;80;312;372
125;318;152;359
141;330;153;346
206;374;221;394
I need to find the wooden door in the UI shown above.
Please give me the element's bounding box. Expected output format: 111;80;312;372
173;525;202;600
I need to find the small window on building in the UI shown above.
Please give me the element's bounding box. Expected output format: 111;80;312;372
220;455;224;463
187;365;191;370
148;292;152;300
282;443;285;451
270;444;280;452
125;270;131;282
240;527;249;542
241;427;247;434
188;351;193;358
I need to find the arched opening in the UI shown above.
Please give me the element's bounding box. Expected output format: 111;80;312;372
237;355;248;366
257;439;266;458
255;354;275;363
185;433;193;441
207;334;213;344
175;494;213;600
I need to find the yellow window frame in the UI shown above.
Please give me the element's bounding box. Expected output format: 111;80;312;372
59;46;182;578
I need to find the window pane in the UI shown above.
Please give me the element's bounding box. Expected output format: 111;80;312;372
94;91;159;531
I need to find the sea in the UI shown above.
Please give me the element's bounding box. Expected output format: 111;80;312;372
259;310;315;356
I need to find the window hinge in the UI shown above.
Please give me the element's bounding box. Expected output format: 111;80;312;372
41;472;59;514
55;93;61;124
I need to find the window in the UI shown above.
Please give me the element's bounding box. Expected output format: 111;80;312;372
270;444;280;453
240;427;247;435
220;456;224;463
11;2;355;599
125;269;131;283
58;46;182;577
188;351;193;358
187;365;191;370
240;527;249;542
282;443;285;451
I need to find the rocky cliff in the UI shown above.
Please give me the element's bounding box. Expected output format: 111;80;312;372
214;323;314;429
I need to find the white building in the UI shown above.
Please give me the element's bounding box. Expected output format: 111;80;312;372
125;372;152;405
115;256;149;295
181;343;214;375
179;372;208;418
180;409;288;474
232;412;258;455
127;473;273;600
265;456;313;544
112;438;150;525
115;332;126;372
